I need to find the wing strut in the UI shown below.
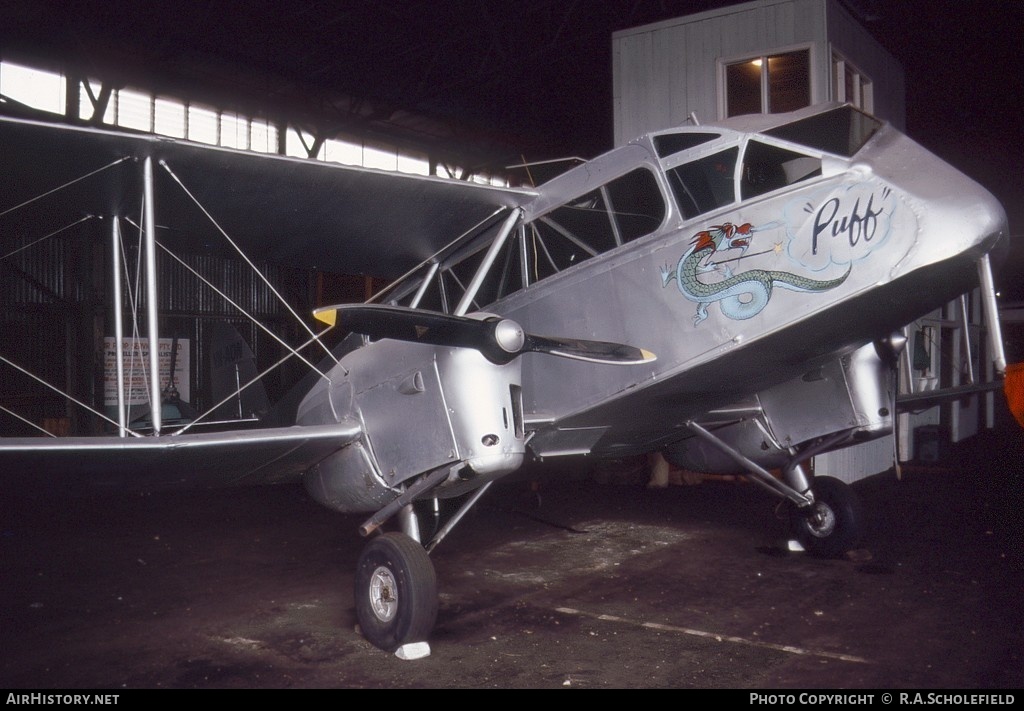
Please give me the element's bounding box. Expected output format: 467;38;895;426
158;160;339;366
143;157;162;435
111;217;127;437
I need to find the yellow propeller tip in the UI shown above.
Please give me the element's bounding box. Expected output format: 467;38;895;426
313;307;337;327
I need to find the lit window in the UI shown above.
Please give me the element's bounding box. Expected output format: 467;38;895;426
724;49;810;117
0;62;66;114
117;89;152;132
725;61;761;116
154;97;186;138
323;138;363;166
435;163;463;179
363;145;397;171
1;59;513;183
396;153;430;176
187;105;218;145
285;127;324;158
219;112;248;149
249;120;277;153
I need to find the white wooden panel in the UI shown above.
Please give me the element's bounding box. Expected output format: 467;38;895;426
613;31;656;146
612;0;905;140
825;0;905;126
654;24;685;129
814;435;895;484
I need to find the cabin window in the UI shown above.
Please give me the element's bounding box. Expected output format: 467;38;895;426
378;169;665;311
523;168;665;286
724;49;811;117
379;211;526;313
740;140;821;200
459;233;525;310
665;147;738;219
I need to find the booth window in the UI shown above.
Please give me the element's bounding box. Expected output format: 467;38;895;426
724;49;811;117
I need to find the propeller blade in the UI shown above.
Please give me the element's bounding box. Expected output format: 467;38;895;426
314;304;655;366
316;303;484;349
524;334;656;365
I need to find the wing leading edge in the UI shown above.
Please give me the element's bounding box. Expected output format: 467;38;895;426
0;422;361;494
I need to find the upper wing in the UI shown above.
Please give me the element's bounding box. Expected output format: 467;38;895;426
0;115;533;493
0;422;360;494
0;114;536;279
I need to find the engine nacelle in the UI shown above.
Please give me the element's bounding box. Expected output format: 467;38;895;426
299;338;526;513
666;342;893;474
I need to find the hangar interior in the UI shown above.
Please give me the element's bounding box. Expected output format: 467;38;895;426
0;0;1008;473
0;30;526;437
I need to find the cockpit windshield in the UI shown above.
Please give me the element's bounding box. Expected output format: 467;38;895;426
762;105;881;157
653;132;721;159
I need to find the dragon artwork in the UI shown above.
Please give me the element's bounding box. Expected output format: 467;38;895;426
662;222;851;325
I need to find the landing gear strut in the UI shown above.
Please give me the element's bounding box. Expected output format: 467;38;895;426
354;473;492;654
685;420;863;557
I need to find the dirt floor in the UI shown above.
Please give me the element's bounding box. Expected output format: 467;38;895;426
2;420;1022;689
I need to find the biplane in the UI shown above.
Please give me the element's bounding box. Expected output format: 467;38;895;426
0;102;1008;657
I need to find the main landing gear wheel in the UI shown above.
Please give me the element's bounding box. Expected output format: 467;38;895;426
790;476;862;558
354;532;438;652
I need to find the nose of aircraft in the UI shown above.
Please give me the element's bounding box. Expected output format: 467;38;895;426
882;130;1008;265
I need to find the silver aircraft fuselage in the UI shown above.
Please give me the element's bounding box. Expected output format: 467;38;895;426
495;105;1005;457
301;103;1006;511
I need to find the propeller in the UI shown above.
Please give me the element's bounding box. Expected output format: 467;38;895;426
314;304;656;366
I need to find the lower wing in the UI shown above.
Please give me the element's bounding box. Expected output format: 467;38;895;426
0;421;361;494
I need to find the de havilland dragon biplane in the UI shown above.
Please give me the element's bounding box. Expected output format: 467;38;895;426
0;102;1009;656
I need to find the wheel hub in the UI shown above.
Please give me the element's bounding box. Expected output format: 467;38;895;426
805;501;837;538
368;565;398;622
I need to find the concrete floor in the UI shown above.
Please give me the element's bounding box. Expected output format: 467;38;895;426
1;422;1022;689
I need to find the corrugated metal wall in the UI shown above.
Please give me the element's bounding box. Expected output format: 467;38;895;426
146;250;290;318
0;230;98;434
1;234;92;305
1;223;320;434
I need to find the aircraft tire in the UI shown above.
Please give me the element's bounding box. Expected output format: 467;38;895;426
354;532;438;652
791;476;862;558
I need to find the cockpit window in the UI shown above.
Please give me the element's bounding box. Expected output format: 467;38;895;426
653;132;721;159
666;147;738;219
762;105;881;157
741;140;822;200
